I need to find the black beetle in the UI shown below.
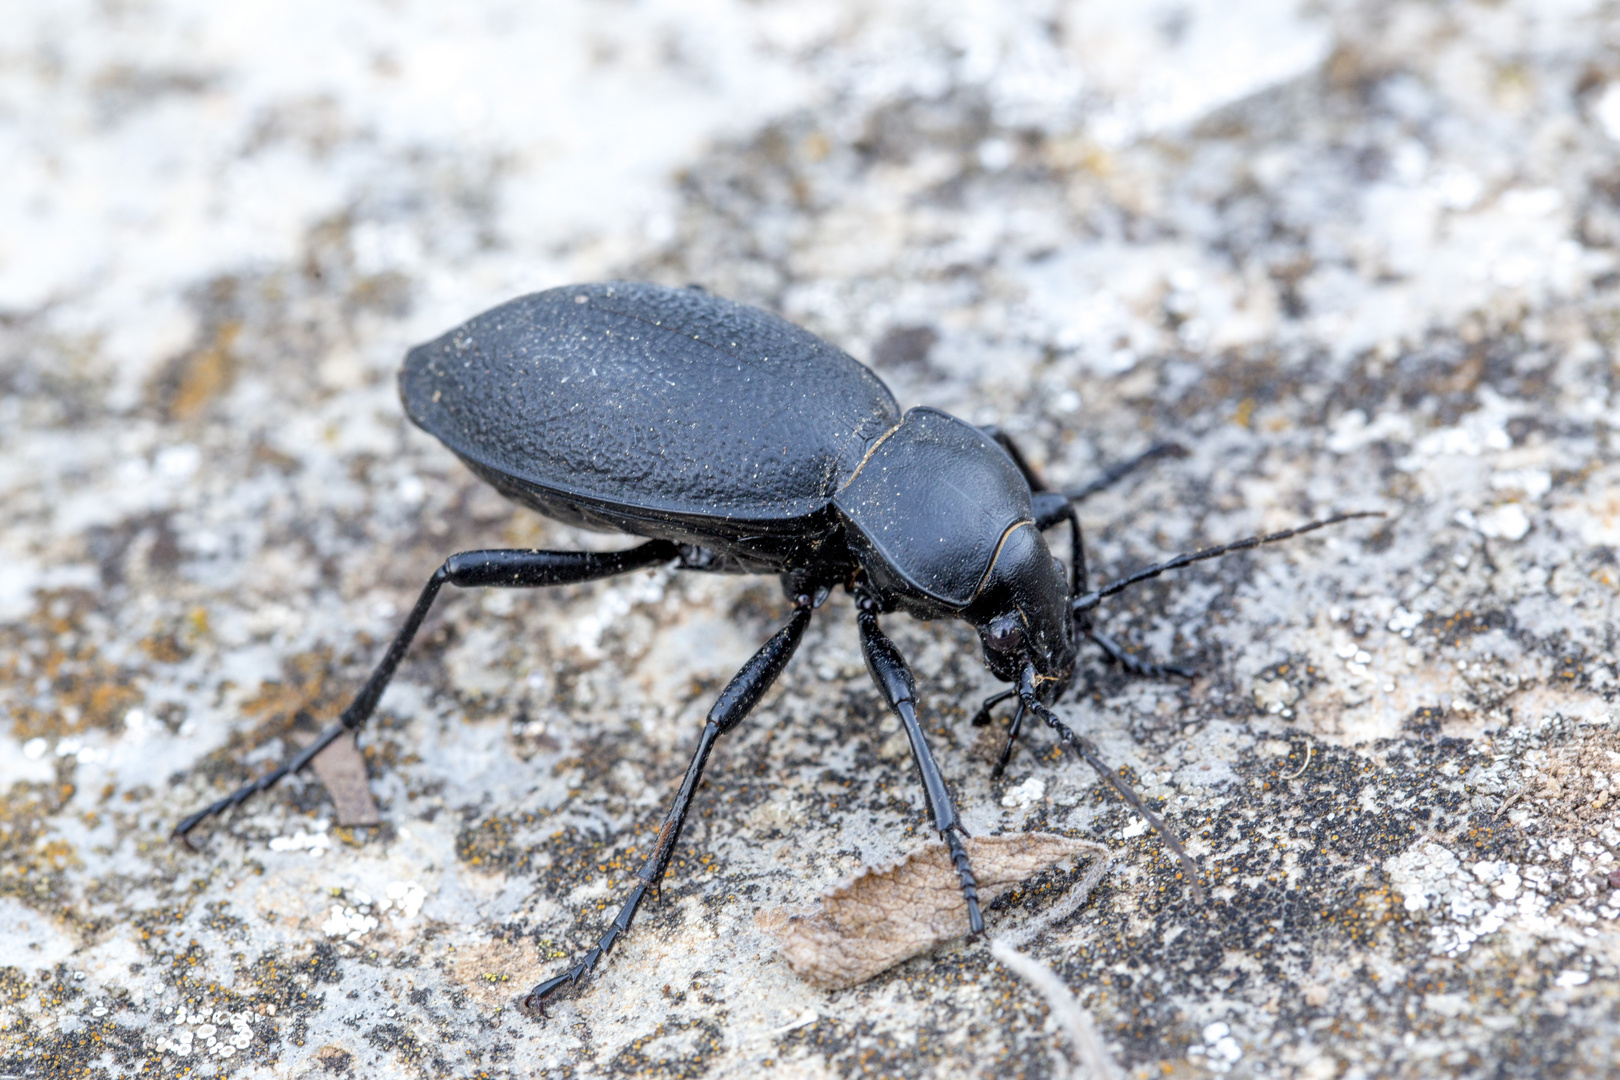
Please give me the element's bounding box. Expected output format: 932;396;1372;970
174;281;1373;1011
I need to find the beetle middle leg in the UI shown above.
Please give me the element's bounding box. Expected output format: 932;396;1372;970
172;540;680;843
855;593;984;934
1035;493;1199;680
523;598;814;1013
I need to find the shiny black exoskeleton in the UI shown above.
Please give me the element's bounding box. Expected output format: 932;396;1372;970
173;281;1373;1013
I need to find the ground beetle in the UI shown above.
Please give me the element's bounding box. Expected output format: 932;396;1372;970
174;281;1374;1012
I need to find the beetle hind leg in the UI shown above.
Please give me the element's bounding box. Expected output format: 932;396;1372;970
171;540;680;845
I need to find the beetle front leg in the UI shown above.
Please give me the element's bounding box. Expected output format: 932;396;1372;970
855;595;983;935
172;540;680;844
992;703;1027;778
1018;665;1203;904
968;689;1028;777
523;599;814;1015
1086;627;1196;679
969;687;1017;728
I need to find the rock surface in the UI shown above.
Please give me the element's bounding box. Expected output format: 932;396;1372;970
3;1;1619;1077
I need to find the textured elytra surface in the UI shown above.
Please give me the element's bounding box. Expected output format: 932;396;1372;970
3;2;1620;1079
401;282;899;528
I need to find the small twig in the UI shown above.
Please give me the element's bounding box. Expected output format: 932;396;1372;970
1280;743;1313;781
998;843;1111;949
1494;788;1525;821
992;848;1121;1079
993;940;1121;1080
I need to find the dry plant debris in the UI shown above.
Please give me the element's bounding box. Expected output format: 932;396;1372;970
991;938;1122;1080
765;832;1098;990
294;730;381;828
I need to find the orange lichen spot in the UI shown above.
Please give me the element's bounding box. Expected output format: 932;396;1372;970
137;630;190;663
167;320;242;420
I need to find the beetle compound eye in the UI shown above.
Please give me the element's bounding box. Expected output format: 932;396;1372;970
986;614;1024;653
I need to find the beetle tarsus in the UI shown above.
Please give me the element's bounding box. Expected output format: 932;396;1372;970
171;719;346;842
945;829;985;934
525;900;635;1014
522;960;593;1016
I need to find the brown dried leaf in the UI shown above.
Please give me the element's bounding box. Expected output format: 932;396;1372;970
763;832;1095;990
293;729;381;827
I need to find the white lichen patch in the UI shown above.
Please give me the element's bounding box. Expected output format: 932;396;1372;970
1252;677;1298;714
1384;842;1557;957
321;902;380;942
268;819;332;856
1186;1020;1244;1073
153;1004;254;1060
1386;607;1423;637
320;881;428;941
1000;776;1046;809
382;880;428;921
1474;503;1531;541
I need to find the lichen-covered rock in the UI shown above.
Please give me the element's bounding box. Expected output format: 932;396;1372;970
2;2;1619;1078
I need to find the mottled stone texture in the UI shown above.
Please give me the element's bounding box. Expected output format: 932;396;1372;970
3;2;1620;1078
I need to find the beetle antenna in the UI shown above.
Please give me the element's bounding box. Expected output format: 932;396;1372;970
1072;511;1383;615
1018;669;1203;904
1059;442;1186;503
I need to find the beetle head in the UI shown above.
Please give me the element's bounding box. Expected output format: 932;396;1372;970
966;523;1077;694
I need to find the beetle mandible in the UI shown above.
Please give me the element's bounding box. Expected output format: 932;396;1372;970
173;281;1374;1012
